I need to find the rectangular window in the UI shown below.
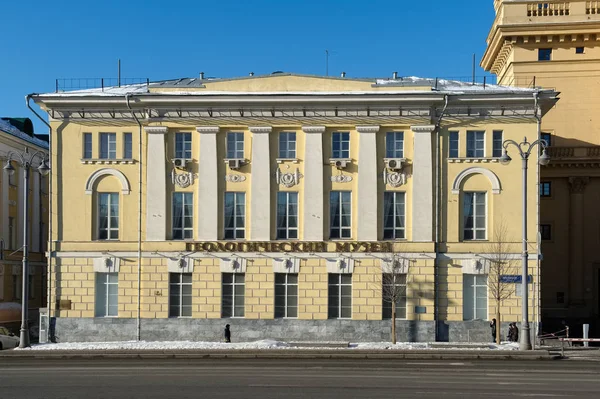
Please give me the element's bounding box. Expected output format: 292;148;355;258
463;274;488;320
98;193;119;240
492;131;503;158
383;192;406;240
540;181;552;197
222;273;245;318
169;273;192;317
99;133;117;159
175;132;192;159
540;224;552;241
463;192;486;240
538;48;552;61
172;192;193;240
328;274;352;319
541;132;552;147
226;132;244;159
466;131;485;158
385;132;404;158
275;273;298;318
83;133;92;159
332;132;350;159
123;133;132;159
276;192;298;240
449;132;459;158
382;273;407;319
12;275;21;300
330;191;351;239
224;192;245;239
576;47;584;54
278;132;297;159
95;272;118;317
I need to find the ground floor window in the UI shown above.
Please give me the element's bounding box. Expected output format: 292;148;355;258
382;273;407;319
275;273;298;318
328;273;352;319
95;272;118;317
169;273;192;317
222;273;245;318
463;274;488;320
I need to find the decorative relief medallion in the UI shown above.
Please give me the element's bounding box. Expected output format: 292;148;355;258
171;169;195;188
383;169;407;187
225;174;247;183
331;174;353;183
275;168;303;188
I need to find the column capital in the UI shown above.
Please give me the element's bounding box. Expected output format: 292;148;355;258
249;126;272;134
302;126;326;134
196;126;219;134
569;176;589;194
144;126;168;134
411;125;436;133
356;126;380;134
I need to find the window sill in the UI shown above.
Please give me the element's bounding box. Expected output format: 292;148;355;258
462;239;489;242
448;158;500;164
81;159;136;165
276;158;300;164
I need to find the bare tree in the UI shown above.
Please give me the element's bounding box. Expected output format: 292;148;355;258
484;221;518;344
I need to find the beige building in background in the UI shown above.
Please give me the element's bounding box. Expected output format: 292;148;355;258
32;74;557;342
483;0;600;336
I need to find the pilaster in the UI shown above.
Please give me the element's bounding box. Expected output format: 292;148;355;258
411;125;435;242
196;127;219;240
302;126;326;241
144;126;168;241
568;176;588;305
356;126;379;241
249;126;272;241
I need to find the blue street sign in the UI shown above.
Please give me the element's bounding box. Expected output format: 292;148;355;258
500;275;533;284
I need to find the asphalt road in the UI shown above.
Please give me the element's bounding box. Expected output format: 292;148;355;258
1;358;599;399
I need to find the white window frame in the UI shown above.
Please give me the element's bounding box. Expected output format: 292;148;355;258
278;132;297;159
224;192;245;240
382;273;407;319
330;191;352;239
275;273;298;318
99;132;117;159
332;132;350;159
226;132;244;159
449;131;459;158
95;272;118;317
463;274;488;321
463;192;487;241
328;273;352;319
175;132;192;159
221;273;245;318
383;191;406;240
466;131;485;158
276;192;298;240
83;132;93;159
172;192;193;240
123;132;133;159
169;273;193;318
385;131;404;158
98;192;119;240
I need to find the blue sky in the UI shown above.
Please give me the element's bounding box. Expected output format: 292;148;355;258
0;0;496;134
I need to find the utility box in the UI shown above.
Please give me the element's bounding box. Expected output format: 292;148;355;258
39;307;48;344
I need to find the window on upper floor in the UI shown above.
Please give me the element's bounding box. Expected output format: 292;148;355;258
275;273;298;318
466;131;485;158
175;132;192;159
83;133;92;159
169;273;192;318
222;273;245;318
328;273;352;319
226;132;244;159
99;133;117;159
172;192;193;240
224;192;245;240
123;133;132;159
538;48;552;61
449;132;459;158
540;181;552;197
463;192;487;241
8;162;17;186
279;132;297;159
276;192;298;240
492;131;503;158
385;132;404;158
383;192;405;240
541;132;552;147
98;193;119;240
332;132;350;159
95;272;118;317
576;47;585;54
540;224;552;241
12;275;21;300
330;191;351;239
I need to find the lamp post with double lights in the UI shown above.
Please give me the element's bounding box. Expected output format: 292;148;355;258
3;147;50;348
500;137;550;350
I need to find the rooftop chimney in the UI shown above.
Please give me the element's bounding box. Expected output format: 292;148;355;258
249;72;254;76
200;72;205;80
392;72;398;80
341;72;346;78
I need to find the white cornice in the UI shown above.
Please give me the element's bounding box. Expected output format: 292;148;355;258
144;126;168;134
196;126;219;134
302;126;326;134
248;126;273;134
411;125;436;133
356;126;380;133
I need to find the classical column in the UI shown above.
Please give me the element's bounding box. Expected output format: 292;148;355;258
144;126;168;241
356;126;379;241
568;176;588;306
17;166;25;248
249;127;272;241
302;126;325;241
411;125;435;242
196;127;219;240
32;172;41;252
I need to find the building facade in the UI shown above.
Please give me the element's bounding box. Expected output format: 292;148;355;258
0;118;49;333
482;0;600;335
33;74;556;342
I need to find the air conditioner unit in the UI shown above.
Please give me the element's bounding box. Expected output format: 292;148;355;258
172;158;189;169
227;159;243;170
331;159;349;169
385;158;405;171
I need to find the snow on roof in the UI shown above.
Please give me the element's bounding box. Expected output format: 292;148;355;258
0;119;49;150
375;76;535;93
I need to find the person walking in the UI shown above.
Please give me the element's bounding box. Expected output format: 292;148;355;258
512;323;519;343
224;324;231;343
490;318;497;343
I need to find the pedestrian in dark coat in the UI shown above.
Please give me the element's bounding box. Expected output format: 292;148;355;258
490;318;497;343
512;323;519;342
224;324;231;343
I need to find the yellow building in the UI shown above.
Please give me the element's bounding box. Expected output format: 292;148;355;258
0;117;49;334
31;74;557;342
482;0;600;336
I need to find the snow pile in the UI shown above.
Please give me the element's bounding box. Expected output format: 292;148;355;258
0;119;49;149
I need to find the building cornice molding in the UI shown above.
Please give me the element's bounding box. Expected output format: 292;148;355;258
411;125;436;133
355;125;380;133
144;126;168;134
302;126;326;134
196;126;219;134
248;126;273;134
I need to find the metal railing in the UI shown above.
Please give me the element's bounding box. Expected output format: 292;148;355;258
55;78;150;93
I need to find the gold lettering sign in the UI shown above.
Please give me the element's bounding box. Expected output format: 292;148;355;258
186;242;392;253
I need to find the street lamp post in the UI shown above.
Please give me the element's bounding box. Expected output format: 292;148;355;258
3;148;50;348
500;137;550;350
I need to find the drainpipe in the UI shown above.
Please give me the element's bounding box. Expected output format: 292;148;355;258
126;94;143;341
434;95;449;342
533;91;542;349
26;95;53;333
